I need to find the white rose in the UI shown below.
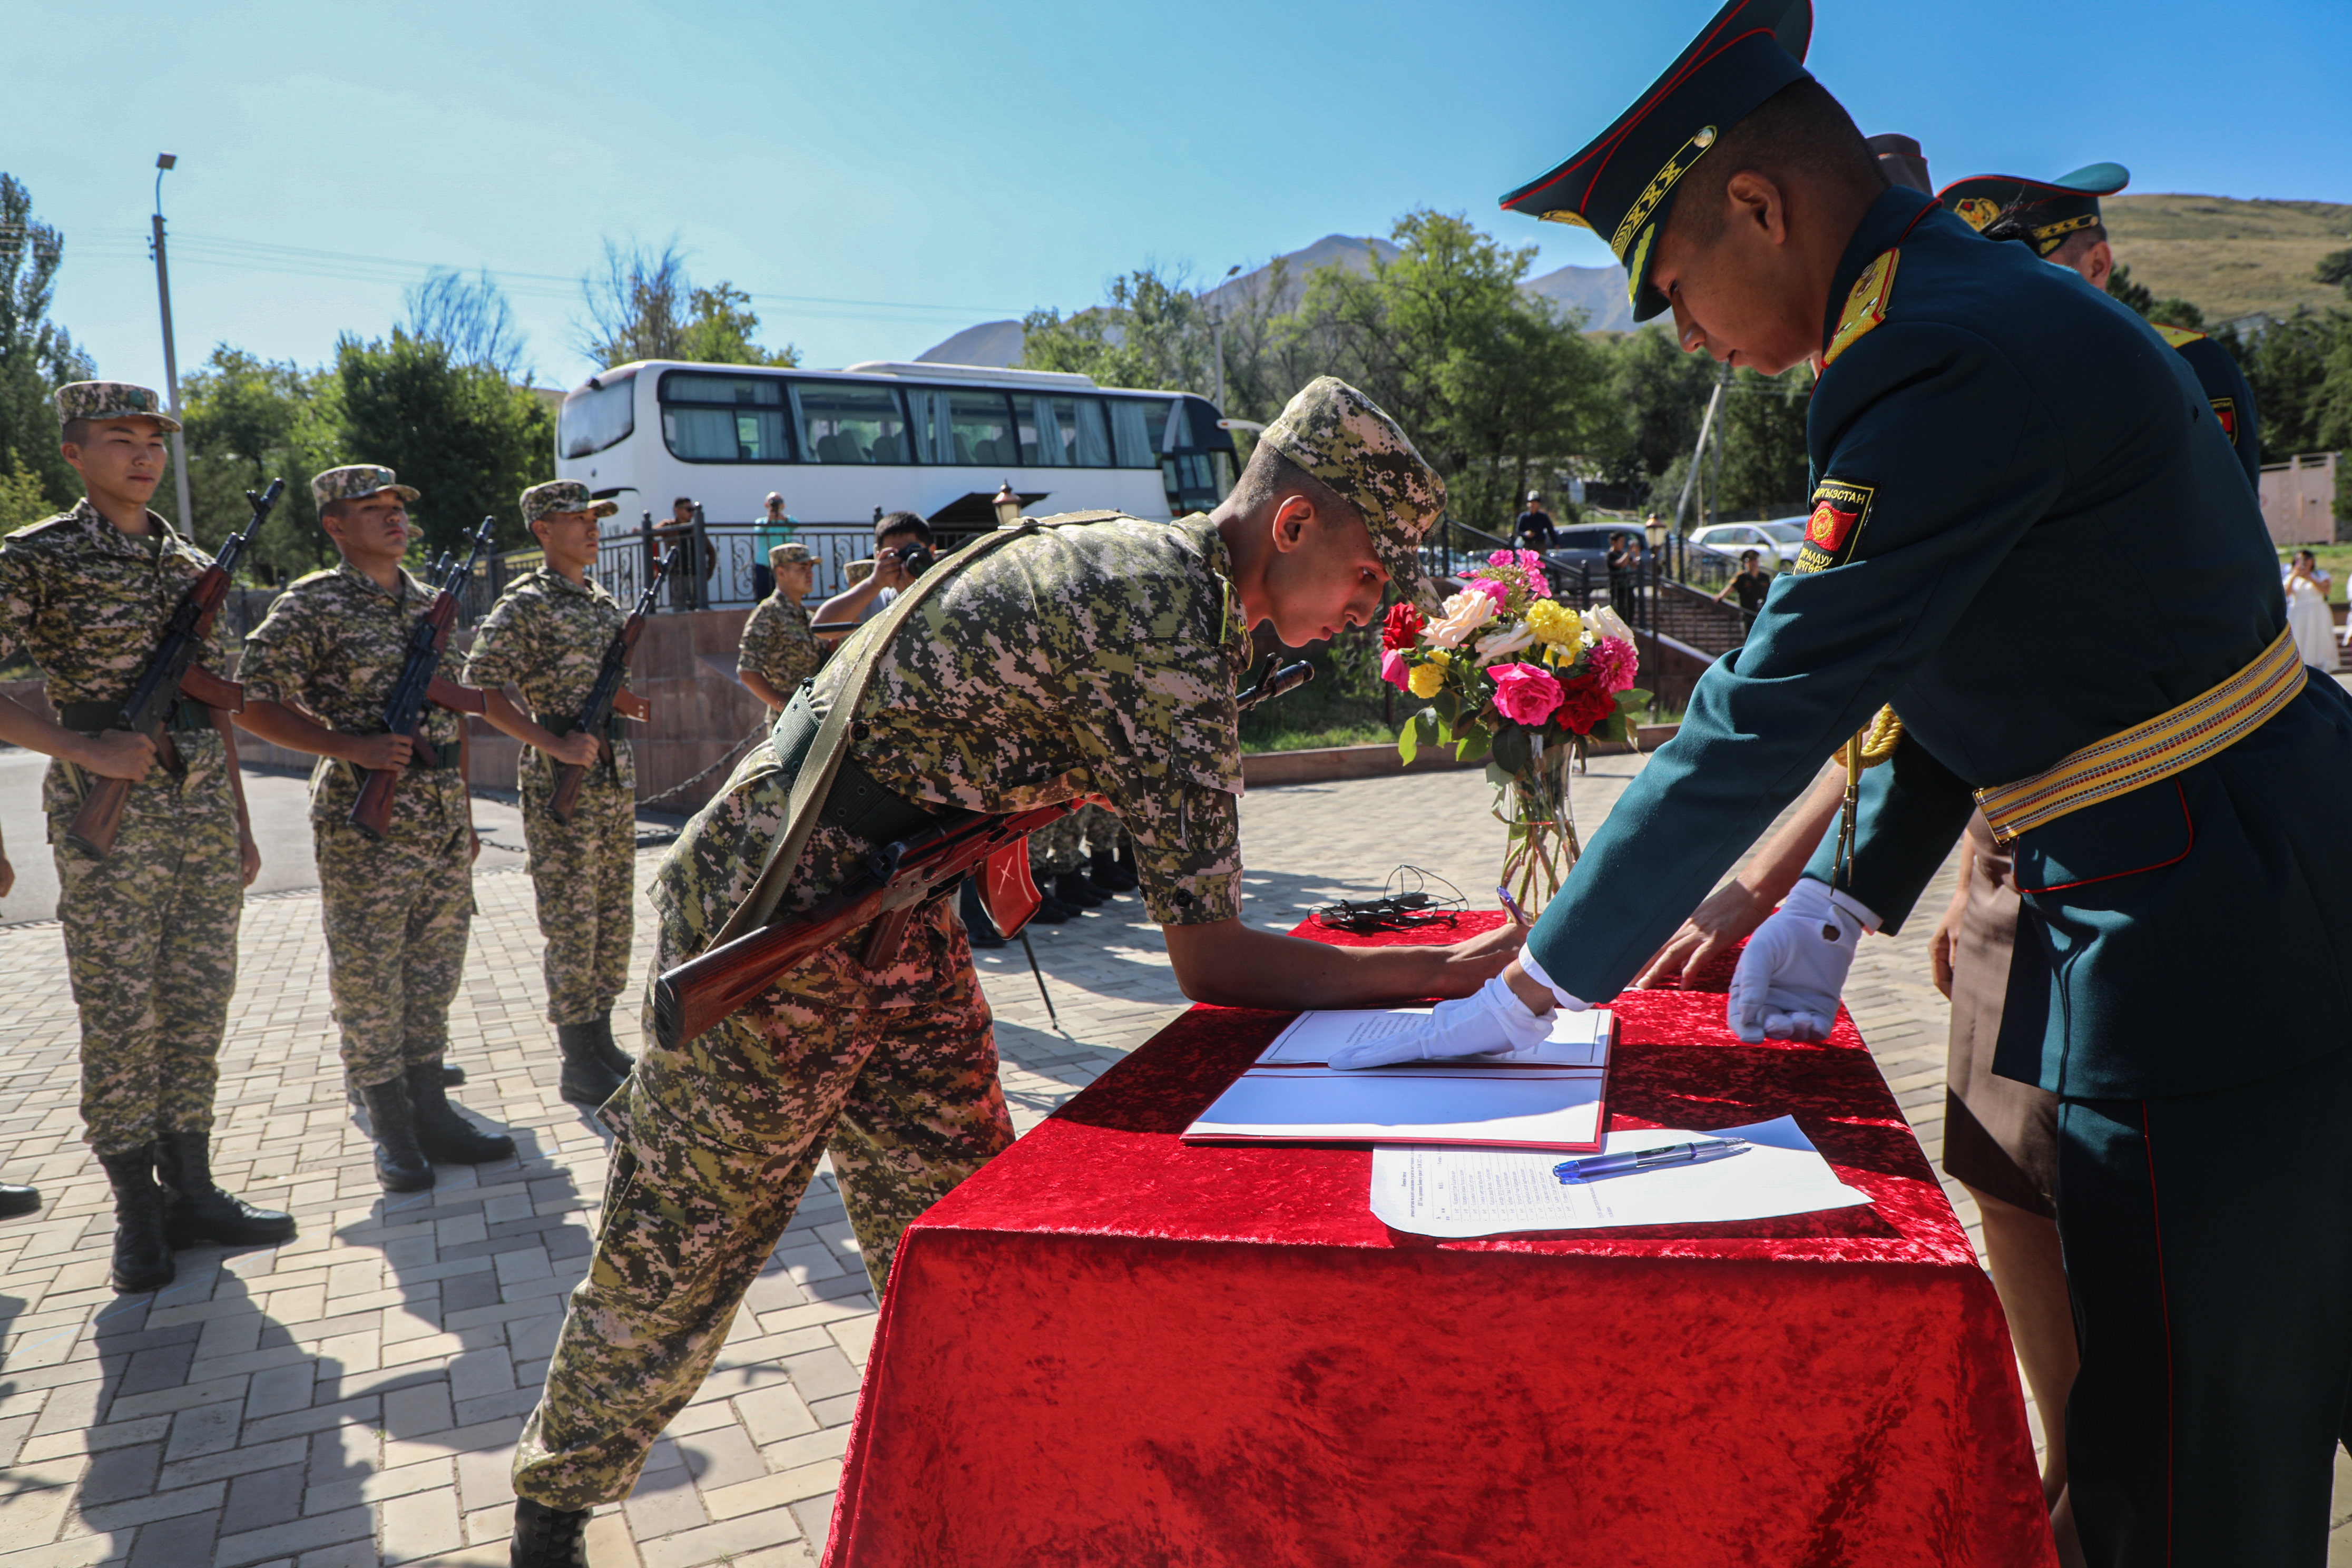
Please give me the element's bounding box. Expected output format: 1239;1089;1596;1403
1591;604;1636;644
1474;623;1537;662
1425;590;1498;649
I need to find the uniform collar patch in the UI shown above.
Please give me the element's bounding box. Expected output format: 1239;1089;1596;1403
1821;249;1899;368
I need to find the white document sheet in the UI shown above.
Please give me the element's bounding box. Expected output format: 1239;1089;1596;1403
1367;1116;1872;1238
1184;1066;1605;1150
1255;1006;1613;1069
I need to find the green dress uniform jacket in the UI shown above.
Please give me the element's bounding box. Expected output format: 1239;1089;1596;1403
1523;186;2352;1102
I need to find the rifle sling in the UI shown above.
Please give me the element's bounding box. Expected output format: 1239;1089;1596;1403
709;521;1040;949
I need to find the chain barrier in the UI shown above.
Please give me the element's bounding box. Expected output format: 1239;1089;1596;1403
638;721;772;814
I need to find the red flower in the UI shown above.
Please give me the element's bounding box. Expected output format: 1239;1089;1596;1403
1381;601;1424;651
1553;674;1617;735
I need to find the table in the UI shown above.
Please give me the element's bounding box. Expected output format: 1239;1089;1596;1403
824;915;2054;1566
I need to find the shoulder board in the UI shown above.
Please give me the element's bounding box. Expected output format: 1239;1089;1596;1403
2152;322;2207;350
1821;249;1899;368
1024;509;1131;529
4;512;79;541
289;568;338;587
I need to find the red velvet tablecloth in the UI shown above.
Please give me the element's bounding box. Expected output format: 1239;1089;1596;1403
824;915;2054;1567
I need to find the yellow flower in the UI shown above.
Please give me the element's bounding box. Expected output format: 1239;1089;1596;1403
1525;600;1582;646
1407;650;1451;699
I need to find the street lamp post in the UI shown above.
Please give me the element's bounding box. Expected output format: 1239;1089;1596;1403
149;153;194;535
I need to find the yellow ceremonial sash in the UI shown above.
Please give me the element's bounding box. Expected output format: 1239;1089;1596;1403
1975;626;2306;845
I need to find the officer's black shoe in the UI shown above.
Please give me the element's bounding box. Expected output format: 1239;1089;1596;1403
589;1014;635;1078
0;1181;40;1218
444;1062;467;1086
407;1064;517;1165
155;1130;296;1248
959;877;1008;948
556;1024;627;1108
95;1146;175;1293
1054;870;1106;910
1087;846;1137;895
359;1079;435;1193
509;1497;591;1567
1028;887;1074;924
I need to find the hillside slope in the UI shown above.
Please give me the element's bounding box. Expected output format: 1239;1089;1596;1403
2104;194;2351;322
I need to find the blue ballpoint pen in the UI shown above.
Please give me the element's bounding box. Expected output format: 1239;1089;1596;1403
1553;1138;1750;1183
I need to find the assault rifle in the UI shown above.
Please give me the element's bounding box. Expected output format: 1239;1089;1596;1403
649;658;1316;1050
348;516;495;840
66;479;283;858
548;549;671;822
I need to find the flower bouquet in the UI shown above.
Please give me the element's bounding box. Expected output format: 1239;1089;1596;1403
1381;550;1649;913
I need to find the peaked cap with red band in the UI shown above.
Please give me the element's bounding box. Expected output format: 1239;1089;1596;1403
1498;0;1812;324
1937;162;2130;256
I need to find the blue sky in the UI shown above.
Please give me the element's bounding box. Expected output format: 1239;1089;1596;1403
8;0;2347;394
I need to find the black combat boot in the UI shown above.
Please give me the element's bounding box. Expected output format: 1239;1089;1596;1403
0;1179;40;1219
349;1060;462;1110
1087;845;1136;895
96;1146;174;1293
556;1024;626;1108
1028;883;1074;924
509;1497;591;1567
959;875;1007;949
407;1063;516;1165
155;1131;297;1248
589;1013;634;1079
1054;869;1105;910
359;1079;435;1193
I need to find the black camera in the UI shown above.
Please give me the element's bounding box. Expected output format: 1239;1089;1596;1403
886;543;936;577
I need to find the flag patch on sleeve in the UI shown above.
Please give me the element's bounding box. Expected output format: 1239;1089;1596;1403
1796;478;1876;574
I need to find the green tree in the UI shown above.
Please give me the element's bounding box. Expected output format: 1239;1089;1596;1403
2106;261;2204;330
1716;366;1815;513
0;455;53;531
330;330;554;556
577;242;796;369
0;173;96;512
1591;324;1718;510
1020;264;1212;394
172;347;339;581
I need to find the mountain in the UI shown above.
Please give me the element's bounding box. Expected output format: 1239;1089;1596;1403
914;319;1028;367
2103;194;2352;324
1523;265;1634;331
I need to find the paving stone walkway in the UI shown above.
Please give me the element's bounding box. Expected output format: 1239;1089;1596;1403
3;756;2345;1565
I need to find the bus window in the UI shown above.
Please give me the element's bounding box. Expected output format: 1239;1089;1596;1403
561;371;636;459
1109;398;1172;468
660;372;791;463
790;382;912;465
908;387;1017;468
1016;395;1113;467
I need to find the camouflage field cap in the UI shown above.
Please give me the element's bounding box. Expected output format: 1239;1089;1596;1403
1259;375;1446;607
769;542;814;568
520;479;620;525
55;381;181;434
312;465;419;507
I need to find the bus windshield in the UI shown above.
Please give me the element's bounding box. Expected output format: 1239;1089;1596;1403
560;371;635;458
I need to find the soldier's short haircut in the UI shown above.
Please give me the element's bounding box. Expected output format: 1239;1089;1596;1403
1670;79;1884;250
1230;443;1361;529
2035;223;2111;262
319;498;351;527
875;510;932;546
61;418;92;447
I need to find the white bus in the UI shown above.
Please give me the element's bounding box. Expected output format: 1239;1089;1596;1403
553;358;1236;605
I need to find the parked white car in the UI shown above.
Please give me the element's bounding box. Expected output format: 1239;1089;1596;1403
1690;519;1806;565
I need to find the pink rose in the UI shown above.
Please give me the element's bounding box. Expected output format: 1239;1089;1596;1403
1380;648;1412;691
1585;635;1640;694
1488;662;1565;727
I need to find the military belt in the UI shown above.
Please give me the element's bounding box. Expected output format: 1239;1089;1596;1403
56;697;208;735
1976;624;2305;845
773;688;937;850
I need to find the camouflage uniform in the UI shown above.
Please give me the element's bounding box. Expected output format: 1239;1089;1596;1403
1075;800;1126;859
734;570;821;694
239;556;472;1089
0;498;239;1155
513;376;1445;1512
464;559;636;1028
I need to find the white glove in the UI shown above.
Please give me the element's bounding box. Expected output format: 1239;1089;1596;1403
1328;975;1556;1070
1726;878;1877;1043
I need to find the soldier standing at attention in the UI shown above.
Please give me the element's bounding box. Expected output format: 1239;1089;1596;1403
733;540;821;712
0;836;32;1214
504;378;1524;1563
236;466;514;1192
465;481;651;1109
0;383;291;1290
1379;1;2352;1558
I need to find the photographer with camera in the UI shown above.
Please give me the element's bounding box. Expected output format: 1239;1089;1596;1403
812;509;935;644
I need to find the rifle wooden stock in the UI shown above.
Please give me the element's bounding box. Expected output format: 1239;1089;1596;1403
652;800;1074;1050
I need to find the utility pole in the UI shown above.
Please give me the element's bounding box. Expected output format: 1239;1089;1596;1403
150;153;194;535
1206;263;1240;497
